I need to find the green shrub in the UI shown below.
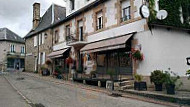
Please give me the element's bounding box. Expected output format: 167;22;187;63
186;69;190;79
134;73;143;82
150;70;165;85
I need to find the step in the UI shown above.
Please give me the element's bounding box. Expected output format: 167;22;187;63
120;85;133;90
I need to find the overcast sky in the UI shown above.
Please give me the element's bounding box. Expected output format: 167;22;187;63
0;0;66;38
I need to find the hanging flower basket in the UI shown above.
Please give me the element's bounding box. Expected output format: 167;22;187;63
131;49;144;61
66;57;73;65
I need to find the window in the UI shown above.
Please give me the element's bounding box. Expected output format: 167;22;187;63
21;46;25;54
34;36;37;47
66;25;71;37
78;20;83;41
10;44;15;53
41;53;43;64
96;11;103;30
38;34;41;45
42;33;45;44
121;0;131;22
39;52;46;65
54;30;59;44
70;0;75;10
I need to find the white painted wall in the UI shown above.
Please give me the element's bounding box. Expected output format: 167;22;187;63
135;27;190;76
53;42;70;51
105;0;117;27
134;0;142;18
87;19;146;43
66;0;96;16
84;10;94;33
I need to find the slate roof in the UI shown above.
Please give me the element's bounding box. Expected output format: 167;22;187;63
25;4;66;38
0;28;25;43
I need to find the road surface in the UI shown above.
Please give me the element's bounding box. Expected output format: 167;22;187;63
2;72;169;107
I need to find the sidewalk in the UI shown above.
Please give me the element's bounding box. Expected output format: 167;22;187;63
22;72;189;107
122;89;190;106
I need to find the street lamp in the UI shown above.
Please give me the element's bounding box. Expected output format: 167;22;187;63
186;57;190;65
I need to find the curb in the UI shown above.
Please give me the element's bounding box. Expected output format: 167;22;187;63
121;90;190;106
3;75;33;107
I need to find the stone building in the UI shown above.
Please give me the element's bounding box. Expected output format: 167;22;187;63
25;0;190;90
24;3;66;72
0;28;25;72
50;0;190;90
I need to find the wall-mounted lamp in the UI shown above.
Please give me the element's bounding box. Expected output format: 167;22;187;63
186;57;190;65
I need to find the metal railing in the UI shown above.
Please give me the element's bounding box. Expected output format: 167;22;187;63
66;33;86;45
121;15;131;22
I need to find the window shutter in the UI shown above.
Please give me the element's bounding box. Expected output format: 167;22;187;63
38;34;41;45
38;53;41;64
34;36;37;47
43;52;46;64
42;33;45;44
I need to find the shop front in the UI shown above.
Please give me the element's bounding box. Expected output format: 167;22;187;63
47;48;70;78
78;33;135;81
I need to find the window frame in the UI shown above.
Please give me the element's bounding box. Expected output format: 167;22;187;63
96;11;103;30
122;6;131;22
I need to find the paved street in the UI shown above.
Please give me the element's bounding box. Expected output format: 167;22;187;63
0;75;28;107
2;72;170;107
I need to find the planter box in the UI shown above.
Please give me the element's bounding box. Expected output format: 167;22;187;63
166;84;175;95
155;84;163;91
134;81;147;91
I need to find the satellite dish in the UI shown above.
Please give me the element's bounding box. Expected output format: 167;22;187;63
140;5;150;18
156;10;168;20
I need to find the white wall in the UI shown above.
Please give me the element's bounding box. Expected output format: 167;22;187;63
105;0;117;27
87;19;146;43
53;42;70;51
84;10;94;33
135;27;190;76
66;0;96;16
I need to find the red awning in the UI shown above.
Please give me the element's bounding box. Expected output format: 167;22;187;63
47;48;68;59
80;33;133;53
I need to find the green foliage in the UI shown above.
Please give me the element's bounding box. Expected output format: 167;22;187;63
107;69;116;80
150;70;165;85
132;50;143;61
34;70;38;73
149;0;190;29
134;73;143;82
149;0;157;22
164;70;180;85
55;67;62;74
40;65;47;71
186;69;190;79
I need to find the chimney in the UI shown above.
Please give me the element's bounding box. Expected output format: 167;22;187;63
33;3;40;30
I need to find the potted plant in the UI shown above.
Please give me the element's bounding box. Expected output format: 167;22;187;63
186;69;190;80
164;70;181;95
90;70;97;79
107;69;116;81
106;69;116;90
134;73;147;91
150;70;165;91
53;67;62;79
132;50;144;61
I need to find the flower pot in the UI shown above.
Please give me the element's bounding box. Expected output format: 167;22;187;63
134;81;147;91
166;84;175;95
155;84;163;91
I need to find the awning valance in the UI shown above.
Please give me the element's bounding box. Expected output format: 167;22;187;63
80;33;134;53
47;48;68;59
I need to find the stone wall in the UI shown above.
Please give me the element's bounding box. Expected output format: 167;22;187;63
0;41;25;71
